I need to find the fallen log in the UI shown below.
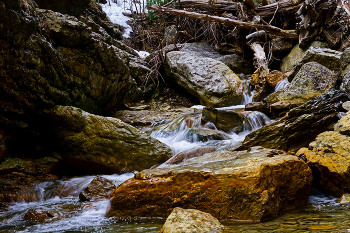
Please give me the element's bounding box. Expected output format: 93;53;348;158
179;0;238;12
178;0;303;19
255;0;303;19
150;5;298;39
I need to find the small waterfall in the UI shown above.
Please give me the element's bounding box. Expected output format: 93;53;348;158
244;111;273;131
274;78;289;92
241;80;254;104
151;113;206;155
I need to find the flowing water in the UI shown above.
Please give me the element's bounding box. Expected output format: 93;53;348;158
1;83;349;232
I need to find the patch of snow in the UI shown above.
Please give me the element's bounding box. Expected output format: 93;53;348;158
136;50;150;59
100;2;133;38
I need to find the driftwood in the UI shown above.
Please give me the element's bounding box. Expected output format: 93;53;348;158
296;0;337;48
250;42;269;77
150;5;298;39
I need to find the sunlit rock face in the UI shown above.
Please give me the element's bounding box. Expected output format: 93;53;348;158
296;111;350;197
107;148;312;222
159;207;228;233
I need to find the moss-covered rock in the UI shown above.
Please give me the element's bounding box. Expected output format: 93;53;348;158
51;106;172;174
265;62;336;105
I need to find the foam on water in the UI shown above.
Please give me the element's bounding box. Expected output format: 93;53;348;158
0;173;134;233
274;78;290;92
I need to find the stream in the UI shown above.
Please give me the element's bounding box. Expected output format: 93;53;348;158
1;78;350;232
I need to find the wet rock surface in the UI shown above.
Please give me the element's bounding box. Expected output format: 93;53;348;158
159;207;229;233
79;175;116;201
164;51;243;107
239;90;350;152
201;107;245;132
265;71;287;88
51;106;172;174
114;108;195;132
107;148;312;222
164;147;216;165
187;128;232;142
24;208;62;223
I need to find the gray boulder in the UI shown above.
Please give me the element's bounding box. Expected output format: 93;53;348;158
165;51;243;107
287;47;341;82
280;41;329;73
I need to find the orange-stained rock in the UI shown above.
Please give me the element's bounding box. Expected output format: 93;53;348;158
106;147;312;222
266;71;287;88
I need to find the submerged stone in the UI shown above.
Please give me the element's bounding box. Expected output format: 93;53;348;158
107;148;312;222
24;208;61;223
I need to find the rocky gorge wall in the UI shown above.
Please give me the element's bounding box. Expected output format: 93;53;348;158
0;0;150;160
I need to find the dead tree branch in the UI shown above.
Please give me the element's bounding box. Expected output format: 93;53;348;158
150;4;298;39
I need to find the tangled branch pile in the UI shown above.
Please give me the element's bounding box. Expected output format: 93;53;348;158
145;0;350;77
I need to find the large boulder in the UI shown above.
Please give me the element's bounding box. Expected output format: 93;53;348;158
280;41;329;73
0;1;148;159
178;42;254;74
295;111;350;196
238;90;350;152
106;148;312;222
51;106;172;174
159;207;228;233
287;47;341;82
265;62;336;105
164;51;243;108
79;175;116;201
